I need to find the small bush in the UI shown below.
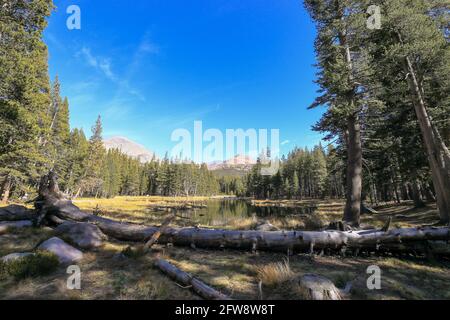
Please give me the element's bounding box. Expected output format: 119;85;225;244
1;251;59;280
0;261;8;280
333;273;353;289
122;245;146;259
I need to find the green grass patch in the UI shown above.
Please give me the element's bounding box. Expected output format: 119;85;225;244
0;251;59;280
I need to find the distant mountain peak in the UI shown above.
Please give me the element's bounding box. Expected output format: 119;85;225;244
207;154;256;171
103;136;157;163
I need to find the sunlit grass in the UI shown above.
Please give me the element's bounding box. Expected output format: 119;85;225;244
256;260;294;287
74;195;210;213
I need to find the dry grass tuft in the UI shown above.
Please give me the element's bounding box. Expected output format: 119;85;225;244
256;260;294;287
303;212;327;230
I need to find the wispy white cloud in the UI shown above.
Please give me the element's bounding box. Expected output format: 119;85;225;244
99;60;116;81
45;32;66;52
79;47;117;81
138;40;160;55
148;104;219;129
69;94;95;106
69;80;98;92
76;35;160;119
103;102;132;120
80;47;97;67
281;140;290;146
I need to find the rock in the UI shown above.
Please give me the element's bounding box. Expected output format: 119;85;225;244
297;274;342;300
38;237;83;265
0;205;34;221
55;221;106;249
0;220;33;234
1;252;35;263
256;221;279;231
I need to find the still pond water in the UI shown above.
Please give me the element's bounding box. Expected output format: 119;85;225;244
174;199;317;228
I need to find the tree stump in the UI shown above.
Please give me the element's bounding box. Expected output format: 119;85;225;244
297;274;342;300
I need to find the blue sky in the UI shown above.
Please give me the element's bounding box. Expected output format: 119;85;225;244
44;0;324;160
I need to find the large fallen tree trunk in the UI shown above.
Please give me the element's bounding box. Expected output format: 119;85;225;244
25;173;450;257
155;258;231;300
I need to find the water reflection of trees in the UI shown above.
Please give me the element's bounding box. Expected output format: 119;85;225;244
176;200;317;227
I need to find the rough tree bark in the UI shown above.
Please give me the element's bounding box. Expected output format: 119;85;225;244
344;114;363;227
339;16;363;227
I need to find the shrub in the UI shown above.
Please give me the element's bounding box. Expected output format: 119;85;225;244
0;261;8;280
122;245;145;259
2;251;59;280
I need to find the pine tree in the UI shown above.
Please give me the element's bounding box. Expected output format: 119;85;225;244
366;0;450;222
305;0;374;226
65;128;89;196
49;77;70;187
293;171;300;199
312;145;328;198
82;116;106;197
0;0;54;202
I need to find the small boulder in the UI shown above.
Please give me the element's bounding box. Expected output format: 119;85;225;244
256;220;279;231
1;252;35;263
55;221;106;249
38;237;83;265
0;205;34;221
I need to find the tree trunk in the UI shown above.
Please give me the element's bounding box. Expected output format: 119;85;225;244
73;187;82;199
401;182;410;201
344;114;363;227
424;183;436;202
391;178;401;204
1;176;12;204
411;180;425;208
398;35;450;223
338;25;363;227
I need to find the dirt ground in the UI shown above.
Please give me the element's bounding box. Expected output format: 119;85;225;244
0;200;449;300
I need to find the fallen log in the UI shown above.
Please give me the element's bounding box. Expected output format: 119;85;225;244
43;200;450;256
361;203;378;215
32;173;450;257
155;258;231;300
